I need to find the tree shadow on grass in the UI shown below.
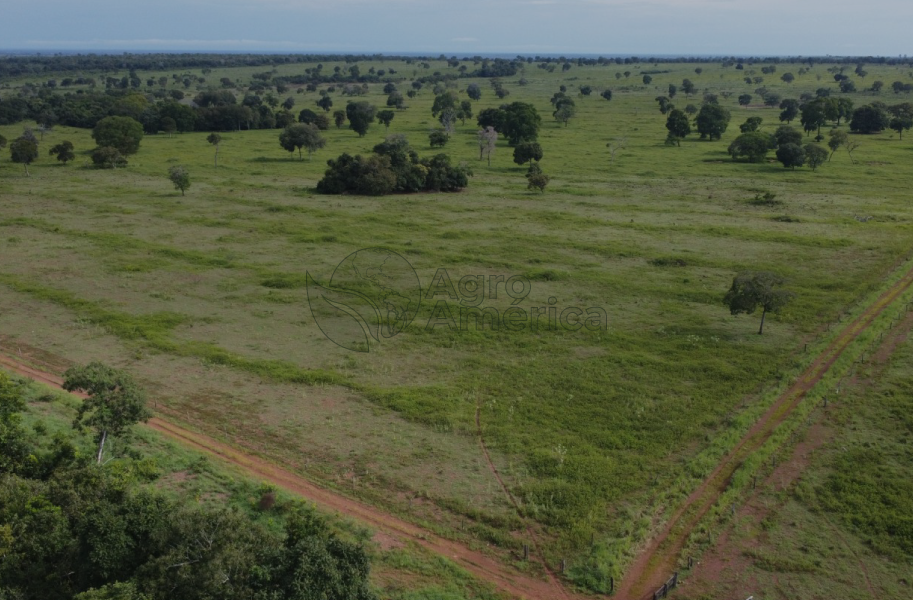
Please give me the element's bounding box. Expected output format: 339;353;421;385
249;156;300;163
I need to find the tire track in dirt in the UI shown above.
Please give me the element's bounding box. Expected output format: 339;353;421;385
618;263;913;600
475;404;572;600
0;352;584;600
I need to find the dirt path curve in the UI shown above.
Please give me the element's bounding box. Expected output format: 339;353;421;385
475;404;571;600
617;263;913;600
0;352;587;600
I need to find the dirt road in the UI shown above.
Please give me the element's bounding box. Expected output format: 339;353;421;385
0;352;578;600
617;262;913;600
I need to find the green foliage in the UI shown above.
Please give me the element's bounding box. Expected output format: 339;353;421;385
429;130;448;148
739;116;763;133
773;124;803;148
804;143;829;171
279;123;325;160
476;102;540;146
723;271;795;334
345;101;376;137
168;165;191;195
316;136;469;196
49;140;75;164
665;109;691;145
850;104;889;133
776;143;806;169
376;109;395;129
695;103;730;140
9;136;38;174
92;116;144;155
91;146;127;169
512;141;543;165
728;132;774;162
63;363;151;463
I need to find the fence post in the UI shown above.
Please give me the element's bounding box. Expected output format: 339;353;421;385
561;559;566;573
523;544;529;560
609;576;614;594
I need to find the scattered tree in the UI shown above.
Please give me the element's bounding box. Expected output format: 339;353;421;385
477;126;498;165
779;99;800;123
723;271;794;334
92;116;144;155
665;109;691;145
728;132;774;162
10;137;38;176
91;146;127;169
48;140;75;164
62;362;151;463
429;130;448;148
740;116;763;133
346;101;377;137
206;132;222;167
695;104;731;140
466;83;482;100
804;143;829;170
850;104;889;133
513;141;543;166
333;109;347;128
376;109;395;130
776;143;806;169
738;94;752;106
890;115;913;140
168;165;191;195
773;125;803;148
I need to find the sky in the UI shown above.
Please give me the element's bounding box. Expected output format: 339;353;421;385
3;0;912;56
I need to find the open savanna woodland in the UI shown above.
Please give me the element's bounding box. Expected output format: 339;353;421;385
2;52;913;600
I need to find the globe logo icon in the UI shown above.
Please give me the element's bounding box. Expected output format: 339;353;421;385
306;248;422;352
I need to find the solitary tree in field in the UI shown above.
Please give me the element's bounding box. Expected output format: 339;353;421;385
10;137;38;176
0;134;6;151
206;133;222;167
333;109;346;129
63;362;151;464
466;83;482;101
738;94;752;106
49;140;75;164
723;271;794;334
681;78;696;95
280;123;325;160
168;165;191;195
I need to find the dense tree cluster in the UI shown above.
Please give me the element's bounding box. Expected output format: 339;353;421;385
316;135;470;195
0;370;375;600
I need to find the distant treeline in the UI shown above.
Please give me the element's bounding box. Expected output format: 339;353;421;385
2;53;913;78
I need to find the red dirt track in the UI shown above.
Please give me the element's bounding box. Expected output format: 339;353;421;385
617;262;913;600
0;352;579;600
3;260;911;600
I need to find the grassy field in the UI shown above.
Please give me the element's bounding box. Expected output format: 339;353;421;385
9;372;502;600
679;312;913;600
2;57;913;593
